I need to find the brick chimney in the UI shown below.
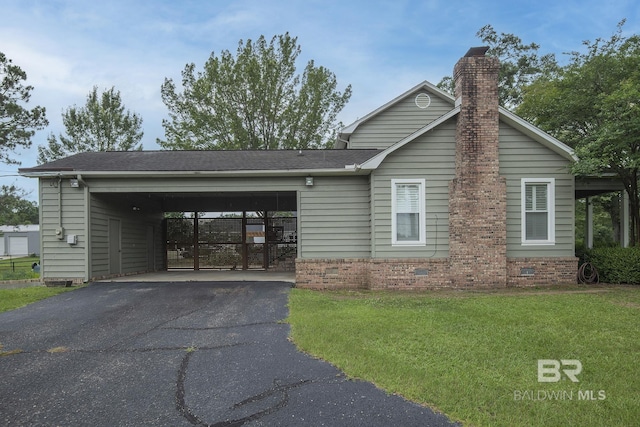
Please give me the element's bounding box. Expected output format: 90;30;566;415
448;47;507;287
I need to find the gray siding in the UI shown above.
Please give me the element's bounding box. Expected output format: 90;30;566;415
89;195;164;278
349;91;454;149
86;176;304;194
368;119;574;260
499;122;575;257
89;196;108;276
298;176;371;258
371;120;456;258
39;178;88;280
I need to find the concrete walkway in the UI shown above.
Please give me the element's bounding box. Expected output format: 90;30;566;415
1;271;295;288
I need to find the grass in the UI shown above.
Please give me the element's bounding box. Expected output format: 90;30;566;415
47;346;70;353
0;286;77;313
0;343;23;357
287;285;640;427
0;256;40;281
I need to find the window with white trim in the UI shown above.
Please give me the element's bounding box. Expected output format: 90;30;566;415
521;178;555;245
392;179;426;245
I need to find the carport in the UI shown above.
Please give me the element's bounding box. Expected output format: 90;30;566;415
96;190;297;272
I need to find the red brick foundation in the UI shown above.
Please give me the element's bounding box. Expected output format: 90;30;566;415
295;257;578;290
368;258;451;290
295;258;369;289
507;257;579;287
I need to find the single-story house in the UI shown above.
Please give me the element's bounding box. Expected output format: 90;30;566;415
19;47;624;288
0;225;40;257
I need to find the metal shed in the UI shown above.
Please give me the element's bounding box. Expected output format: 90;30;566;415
0;225;40;256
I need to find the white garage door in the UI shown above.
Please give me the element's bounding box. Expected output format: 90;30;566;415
0;238;5;255
8;236;29;256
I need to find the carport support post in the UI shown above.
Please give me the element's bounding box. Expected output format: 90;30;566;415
193;212;199;270
242;212;248;270
264;211;269;270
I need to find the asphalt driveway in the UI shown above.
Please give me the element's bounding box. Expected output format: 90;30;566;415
0;281;458;426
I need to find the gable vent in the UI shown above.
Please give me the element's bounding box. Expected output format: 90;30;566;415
415;93;431;109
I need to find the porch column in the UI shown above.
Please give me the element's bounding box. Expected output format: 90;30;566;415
621;191;630;247
585;197;594;249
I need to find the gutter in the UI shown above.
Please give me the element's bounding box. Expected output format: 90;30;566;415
19;167;371;179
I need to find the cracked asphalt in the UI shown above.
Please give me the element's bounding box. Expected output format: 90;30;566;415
0;281;459;426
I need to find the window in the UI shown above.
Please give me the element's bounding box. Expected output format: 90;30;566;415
521;178;555;245
392;179;425;245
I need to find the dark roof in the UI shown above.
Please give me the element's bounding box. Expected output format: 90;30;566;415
19;149;381;173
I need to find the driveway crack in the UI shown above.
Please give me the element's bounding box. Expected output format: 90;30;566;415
163;321;282;331
175;350;311;427
106;303;212;351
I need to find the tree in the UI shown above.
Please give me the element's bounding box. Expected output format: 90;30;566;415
159;33;352;150
0;185;38;225
437;25;558;109
0;52;48;165
517;21;640;245
38;86;143;163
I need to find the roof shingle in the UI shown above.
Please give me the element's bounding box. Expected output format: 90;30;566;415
19;149;381;173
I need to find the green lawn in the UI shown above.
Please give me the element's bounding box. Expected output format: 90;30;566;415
0;256;40;281
287;286;640;427
0;286;76;313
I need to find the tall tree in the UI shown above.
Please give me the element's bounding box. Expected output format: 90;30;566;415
0;185;38;225
38;86;143;163
437;25;558;109
0;52;48;165
517;21;640;244
159;33;351;150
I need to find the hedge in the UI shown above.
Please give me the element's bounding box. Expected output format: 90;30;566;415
585;247;640;284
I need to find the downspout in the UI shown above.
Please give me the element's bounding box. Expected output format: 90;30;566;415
337;137;350;149
76;174;88;187
83;177;91;282
56;175;64;239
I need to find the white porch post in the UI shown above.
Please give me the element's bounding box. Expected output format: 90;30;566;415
586;197;593;249
621;190;630;247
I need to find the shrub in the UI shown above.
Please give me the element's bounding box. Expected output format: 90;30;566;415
586;247;640;284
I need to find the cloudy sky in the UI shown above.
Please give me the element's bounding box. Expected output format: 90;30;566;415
1;0;639;201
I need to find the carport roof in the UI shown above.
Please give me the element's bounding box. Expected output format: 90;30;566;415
19;149;381;174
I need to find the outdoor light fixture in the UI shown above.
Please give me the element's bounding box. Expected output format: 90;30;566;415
69;179;79;188
305;176;314;187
